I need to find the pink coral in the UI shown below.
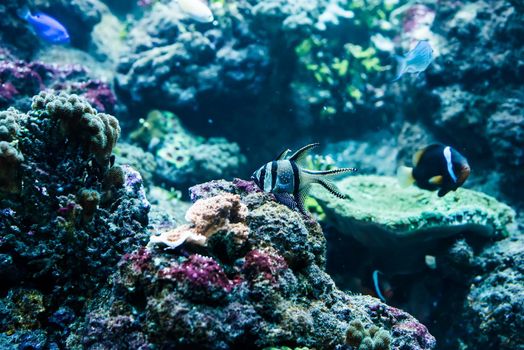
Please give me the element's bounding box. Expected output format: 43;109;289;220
233;178;261;194
159;254;235;293
0;56;116;113
186;193;248;239
121;247;152;273
149;193;249;249
242;249;288;284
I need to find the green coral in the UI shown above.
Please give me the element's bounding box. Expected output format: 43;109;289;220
0;108;22;142
113;143;157;187
77;188;101;222
263;347;312;350
2;289;45;332
0;141;24;194
346;319;392;350
0;109;24;194
130;110;190;148
293;0;402;120
130;110;246;189
32;91;120;165
311;175;516;250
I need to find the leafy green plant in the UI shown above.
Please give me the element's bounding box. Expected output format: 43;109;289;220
293;0;406;121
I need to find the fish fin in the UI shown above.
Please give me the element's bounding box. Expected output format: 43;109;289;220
412;148;425;166
294;185;311;215
274;192;298;211
372;270;387;303
314;178;347;199
428;175;443;185
302;167;357;178
274;148;291;161
391;55;406;82
17;6;31;20
437;188;451;197
289;143;320;164
397;166;415;188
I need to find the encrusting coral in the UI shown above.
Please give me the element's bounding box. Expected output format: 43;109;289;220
312;175;516;250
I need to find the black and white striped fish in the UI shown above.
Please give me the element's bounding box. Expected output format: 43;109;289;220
251;143;357;214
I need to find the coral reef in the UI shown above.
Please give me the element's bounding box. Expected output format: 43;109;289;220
399;0;524;205
0;1;521;349
0;50;117;113
130;110;247;191
116;1;271;113
113;142;157;188
0;0;104;53
345;319;391;350
316;176;522;350
0;140;24;194
374;231;524;350
312;175;516;252
32;91;120;164
114;0;407;166
456;235;524;350
0;92;149;348
73;179;436;349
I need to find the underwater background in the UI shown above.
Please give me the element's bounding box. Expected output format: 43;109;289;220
0;0;523;349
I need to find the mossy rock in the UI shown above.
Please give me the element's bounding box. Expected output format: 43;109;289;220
311;175;516;250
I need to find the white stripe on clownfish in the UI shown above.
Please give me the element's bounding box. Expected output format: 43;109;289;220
443;146;457;183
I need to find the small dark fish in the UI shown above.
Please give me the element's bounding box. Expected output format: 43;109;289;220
251;143;357;215
397;143;470;197
393;40;433;81
17;7;70;44
372;270;392;303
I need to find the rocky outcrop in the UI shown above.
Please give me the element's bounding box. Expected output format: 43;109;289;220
73;179;436;349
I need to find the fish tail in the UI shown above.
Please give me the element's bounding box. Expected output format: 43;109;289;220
397;165;415;188
16;6;31;20
392;55;406;82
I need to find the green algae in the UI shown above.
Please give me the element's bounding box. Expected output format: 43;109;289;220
311;175;516;250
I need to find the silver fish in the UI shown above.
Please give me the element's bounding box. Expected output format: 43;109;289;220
251;143;356;215
393;40;433;81
177;0;214;23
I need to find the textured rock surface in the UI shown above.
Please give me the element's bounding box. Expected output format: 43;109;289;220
0;0;104;54
130;110;247;192
114;0;404;168
312;175;516;250
72;179;436;349
457;235;524;350
400;0;524;205
0;93;149;348
0;50;116;113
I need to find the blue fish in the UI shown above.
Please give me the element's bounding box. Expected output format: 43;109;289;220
393;40;433;81
17;7;70;44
